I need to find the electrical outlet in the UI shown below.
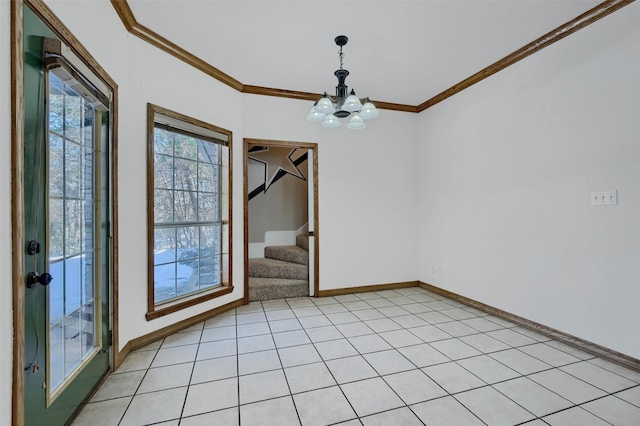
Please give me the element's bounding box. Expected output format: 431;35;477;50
591;190;618;206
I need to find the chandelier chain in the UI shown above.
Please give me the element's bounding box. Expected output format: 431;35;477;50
339;46;344;70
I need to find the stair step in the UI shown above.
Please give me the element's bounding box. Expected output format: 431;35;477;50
265;245;308;266
296;234;310;251
249;277;308;301
248;258;308;280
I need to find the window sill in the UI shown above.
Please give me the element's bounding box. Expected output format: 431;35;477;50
146;284;234;321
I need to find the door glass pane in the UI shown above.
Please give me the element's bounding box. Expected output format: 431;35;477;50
47;72;98;395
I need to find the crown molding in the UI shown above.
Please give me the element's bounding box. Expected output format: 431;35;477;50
418;0;634;112
110;0;634;113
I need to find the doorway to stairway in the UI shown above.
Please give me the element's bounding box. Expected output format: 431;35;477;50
243;139;319;303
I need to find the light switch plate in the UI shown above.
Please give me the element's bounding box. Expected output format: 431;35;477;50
591;190;617;206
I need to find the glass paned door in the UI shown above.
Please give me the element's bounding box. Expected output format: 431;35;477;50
47;72;100;397
22;6;111;424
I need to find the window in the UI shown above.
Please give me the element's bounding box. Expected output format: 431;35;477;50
147;104;232;320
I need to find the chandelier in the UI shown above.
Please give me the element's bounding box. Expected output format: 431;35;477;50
307;35;380;130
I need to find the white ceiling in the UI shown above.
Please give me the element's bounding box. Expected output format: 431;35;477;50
127;0;600;106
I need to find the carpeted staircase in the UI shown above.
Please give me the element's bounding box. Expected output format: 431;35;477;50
248;234;309;301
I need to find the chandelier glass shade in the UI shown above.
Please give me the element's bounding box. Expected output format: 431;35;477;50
307;35;379;129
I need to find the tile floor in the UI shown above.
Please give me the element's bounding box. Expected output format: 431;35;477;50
72;287;640;426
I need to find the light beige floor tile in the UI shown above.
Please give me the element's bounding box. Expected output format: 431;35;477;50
265;309;295;321
285;362;336;394
335;321;374;338
455;386;535;426
409;325;452;343
120;387;187;426
387;296;416;306
287;298;315;308
484;316;517;328
261;300;289;311
429;338;481;360
494;377;573;416
294;386;357;426
363;318;403;333
341;377;404;417
318;303;349;314
361;407;423;426
138;362;193;393
236;303;264;314
461;317;505;332
238;349;281;375
311;296;338;305
348;334;393;354
327;312;360;325
326;355;378;384
398;343;450;367
240;396;300;426
383;369;447;405
423;361;486;394
377;306;410;318
116;350;156;373
196;338;236;361
239;369;290;404
529;369;607;404
151;344;198;368
334;294;361;303
133;340;163;352
355;292;381;301
190;356;237;384
435;321;479;338
390;314;429;328
341;301;373;311
511;326;551;342
364;350;415;375
417;311;457;324
180;407;238;426
459;334;510;354
561;361;637;393
589;358;640;383
293;306;323;317
200;325;236;343
161;330;202;348
314;338;358;360
519;342;581;367
306;325;343;342
237;334;276;354
378;329;423;348
616;385;640;407
366;298;395;309
410;395;485;426
237;321;271;338
486;329;537;347
543;406;610;426
545;340;596;360
236;311;267;325
439;308;477;320
582;395;640;425
273;330;311;348
489;348;552;374
401;303;433;315
457;355;520;384
182;378;238;417
204;315;236;329
352;309;386;321
90;370;145;402
269;318;302;333
71;396;131;426
278;343;322;367
298;314;332;328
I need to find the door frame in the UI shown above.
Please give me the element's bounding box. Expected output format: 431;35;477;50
243;138;319;304
11;0;120;423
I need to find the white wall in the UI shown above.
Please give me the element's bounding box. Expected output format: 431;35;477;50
1;1;14;423
417;3;640;359
243;94;420;290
